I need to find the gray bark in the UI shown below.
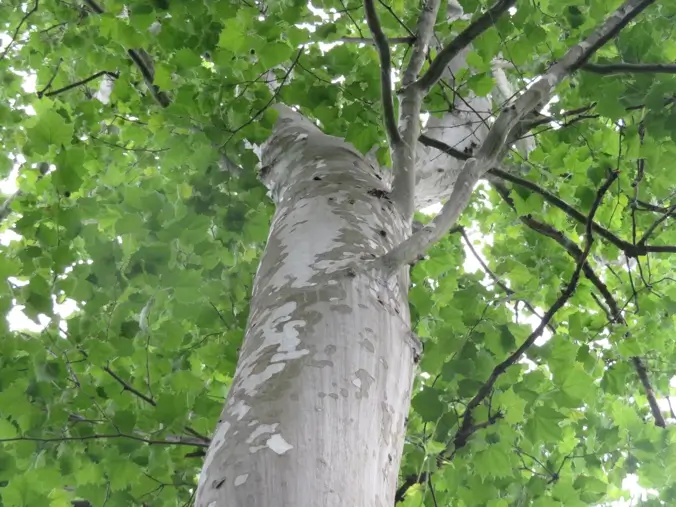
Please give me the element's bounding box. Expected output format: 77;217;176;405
195;106;420;507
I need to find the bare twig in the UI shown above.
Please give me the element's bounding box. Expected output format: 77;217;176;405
0;432;209;448
638;203;676;245
103;365;156;406
340;36;415;44
414;0;517;93
459;227;554;331
364;0;401;147
632;357;666;427
583;62;676;74
37;70;119;98
0;0;39;61
36;58;64;96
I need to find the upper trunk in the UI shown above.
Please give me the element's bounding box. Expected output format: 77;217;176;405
195;107;419;507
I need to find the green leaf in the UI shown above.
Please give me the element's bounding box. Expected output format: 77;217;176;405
525;407;565;442
0;419;18;438
467;73;495;97
218;18;246;52
411;387;445;422
259;42;293;68
26;109;73;154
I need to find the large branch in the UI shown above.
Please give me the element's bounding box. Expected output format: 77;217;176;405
414;0;517;94
80;0;171;107
389;0;442;217
417;134;676;257
376;0;656;274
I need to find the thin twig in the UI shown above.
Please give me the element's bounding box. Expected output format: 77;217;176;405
37;70;119;98
0;433;209;448
638;203;676;245
0;0;39;61
340;36;415;44
583;62;676;74
103;366;156;406
459;227;554;331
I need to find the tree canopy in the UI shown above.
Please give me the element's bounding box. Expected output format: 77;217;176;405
2;0;676;505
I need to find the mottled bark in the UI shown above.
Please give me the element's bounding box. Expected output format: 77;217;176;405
195;106;420;507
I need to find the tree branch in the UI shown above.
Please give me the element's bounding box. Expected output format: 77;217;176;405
0;0;39;61
401;0;440;87
450;170;618;453
414;0;516;94
37;70;119;98
583;62;676;74
632;356;666;427
340;36;415;44
102;365;156;406
638;203;676;245
76;0;171;107
389;0;442;218
418;134;676;258
459;227;555;331
0;432;209;448
364;0;401;147
493;182;667;429
377;0;654;274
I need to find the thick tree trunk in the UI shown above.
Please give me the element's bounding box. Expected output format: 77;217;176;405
195;107;420;507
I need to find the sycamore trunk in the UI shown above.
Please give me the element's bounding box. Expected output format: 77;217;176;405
195;109;420;506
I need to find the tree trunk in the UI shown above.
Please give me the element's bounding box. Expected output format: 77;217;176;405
195;106;420;507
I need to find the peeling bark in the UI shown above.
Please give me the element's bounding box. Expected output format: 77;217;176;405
195;106;419;507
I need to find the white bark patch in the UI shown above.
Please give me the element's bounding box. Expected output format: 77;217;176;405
234;474;249;487
231;400;250;420
236;303;309;395
238;363;286;394
268;195;354;288
354;369;376;399
246;423;279;444
295;133;308;141
266;434;294;454
271;348;309;362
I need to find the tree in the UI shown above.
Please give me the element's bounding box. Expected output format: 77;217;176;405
1;0;676;505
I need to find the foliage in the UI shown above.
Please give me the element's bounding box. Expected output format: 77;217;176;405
1;0;676;506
